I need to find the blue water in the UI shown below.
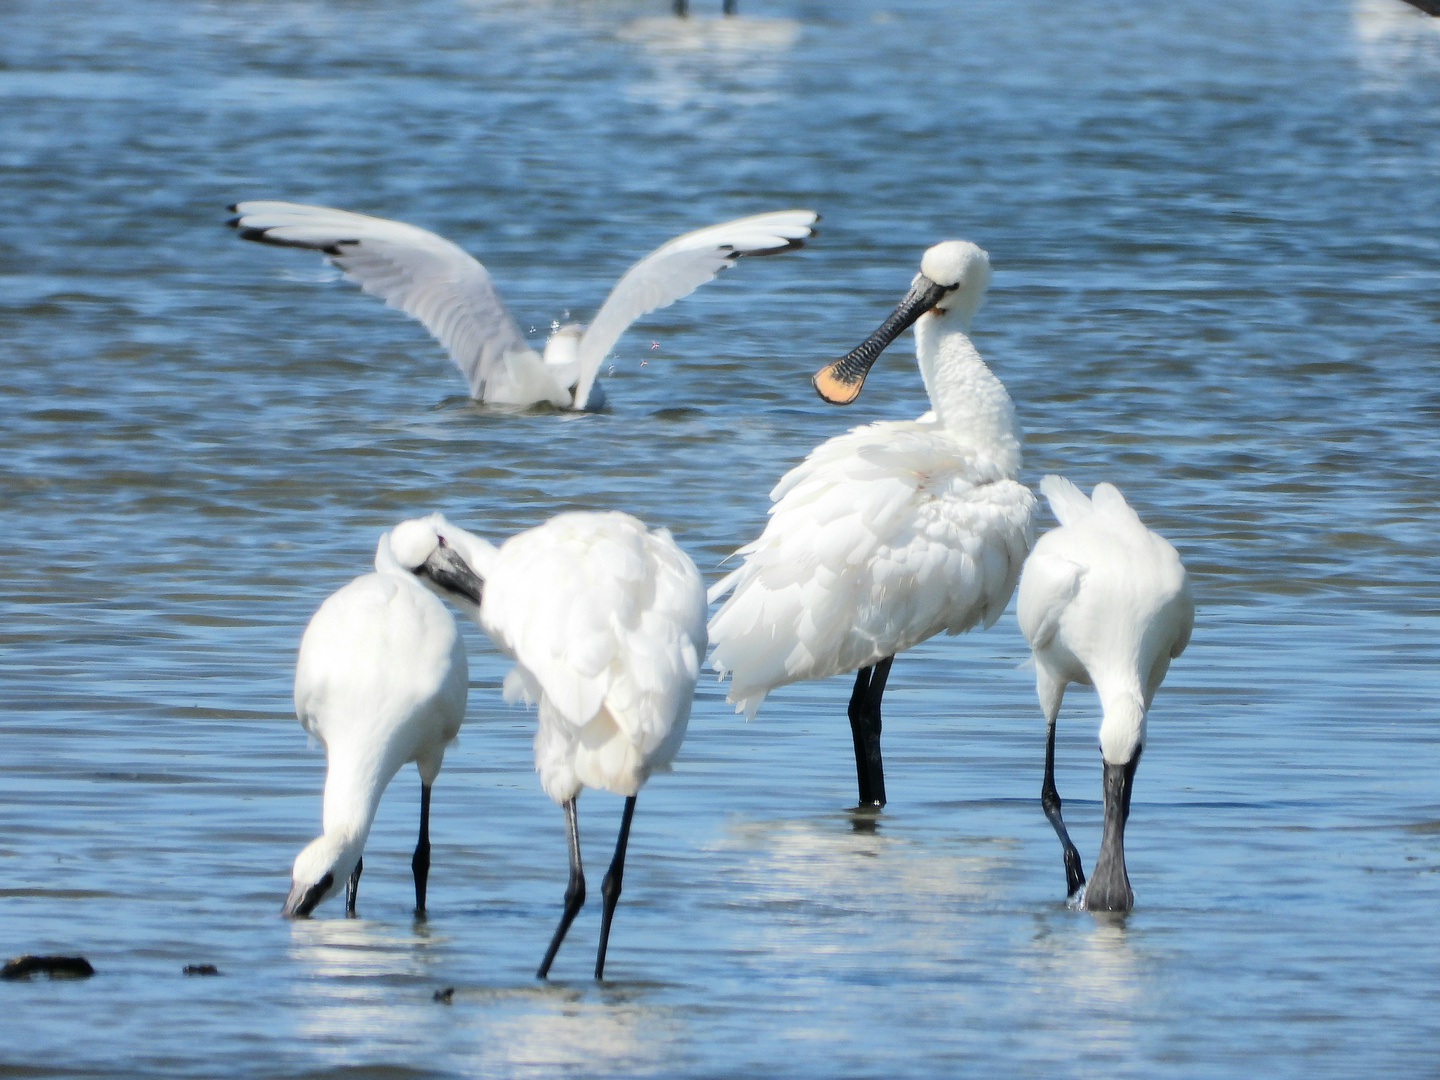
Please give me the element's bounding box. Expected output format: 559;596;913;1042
3;0;1440;1075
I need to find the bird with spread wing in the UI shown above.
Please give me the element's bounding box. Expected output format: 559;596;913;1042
228;201;817;410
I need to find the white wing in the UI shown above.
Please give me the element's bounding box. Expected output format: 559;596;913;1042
482;512;706;753
230;201;550;402
571;209;818;409
708;420;1035;717
1016;548;1086;654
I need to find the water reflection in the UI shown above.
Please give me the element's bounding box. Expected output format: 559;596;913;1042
462;989;680;1077
618;15;802;111
1024;913;1145;1056
1352;0;1440;84
287;916;444;980
714;816;1016;975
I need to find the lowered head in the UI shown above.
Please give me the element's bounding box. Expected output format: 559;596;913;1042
813;240;991;405
283;833;359;918
389;516;485;607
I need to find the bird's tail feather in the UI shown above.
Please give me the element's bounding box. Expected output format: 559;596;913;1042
1039;474;1092;526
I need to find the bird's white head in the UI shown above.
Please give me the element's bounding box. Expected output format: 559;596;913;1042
389;515;486;609
919;240;991;321
282;832;359;919
813;239;991;405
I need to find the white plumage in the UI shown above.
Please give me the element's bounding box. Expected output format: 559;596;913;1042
708;240;1035;808
282;532;468;920
1017;475;1193;911
229;201;817;410
387;509;706;979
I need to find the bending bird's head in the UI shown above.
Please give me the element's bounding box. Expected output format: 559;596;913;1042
390;517;485;607
282;834;355;919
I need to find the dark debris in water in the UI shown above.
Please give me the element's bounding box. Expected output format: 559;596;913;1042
2;954;95;980
183;964;221;976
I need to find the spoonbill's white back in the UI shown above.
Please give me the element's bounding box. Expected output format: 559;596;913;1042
228;201;817;410
389;510;706;979
708;241;1035;809
283;532;471;919
1017;475;1193;911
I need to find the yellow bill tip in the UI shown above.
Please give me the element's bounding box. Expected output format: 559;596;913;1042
812;363;863;405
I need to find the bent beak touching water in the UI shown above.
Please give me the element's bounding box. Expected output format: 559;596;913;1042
812;273;951;404
283;872;335;919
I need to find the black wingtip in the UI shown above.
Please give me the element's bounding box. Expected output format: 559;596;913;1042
226;203;239;213
739;235;810;258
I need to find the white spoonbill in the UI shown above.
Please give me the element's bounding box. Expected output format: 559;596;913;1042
228;201;817;410
387;510;706;979
282;530;470;919
708;240;1035;808
1016;475;1193;911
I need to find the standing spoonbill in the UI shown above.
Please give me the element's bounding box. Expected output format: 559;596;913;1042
1016;475;1193;911
387;510;706;979
283;531;469;920
708;240;1035;808
228;201;817;410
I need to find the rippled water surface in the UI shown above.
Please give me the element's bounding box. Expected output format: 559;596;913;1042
3;0;1440;1075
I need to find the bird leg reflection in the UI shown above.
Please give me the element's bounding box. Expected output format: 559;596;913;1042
537;797;586;979
345;857;362;918
412;782;432;918
1041;715;1086;901
847;655;893;809
595;795;637;981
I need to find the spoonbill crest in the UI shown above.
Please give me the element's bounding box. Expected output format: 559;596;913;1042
708;241;1035;808
388;510;706;979
1016;475;1193;911
283;531;470;920
228;201;817;410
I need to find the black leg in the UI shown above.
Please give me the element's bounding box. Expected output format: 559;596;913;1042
673;0;688;15
1082;749;1142;912
1041;715;1086;901
847;656;892;809
537;797;586;979
722;0;736;13
864;655;892;808
345;857;363;918
412;783;432;918
847;667;875;807
595;795;637;981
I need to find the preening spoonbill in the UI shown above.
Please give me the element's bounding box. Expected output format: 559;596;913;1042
708;241;1035;808
282;531;470;919
228;201;817;410
1016;475;1193;911
388;510;706;979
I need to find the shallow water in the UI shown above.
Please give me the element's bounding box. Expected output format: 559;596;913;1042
3;0;1440;1075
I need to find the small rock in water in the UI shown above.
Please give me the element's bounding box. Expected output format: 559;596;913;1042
433;987;455;1003
2;955;95;980
183;964;221;976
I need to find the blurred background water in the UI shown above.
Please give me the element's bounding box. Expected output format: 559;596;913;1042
2;0;1439;1075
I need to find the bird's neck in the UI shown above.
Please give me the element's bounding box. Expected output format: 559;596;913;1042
913;312;1022;477
320;743;395;851
1098;688;1147;766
